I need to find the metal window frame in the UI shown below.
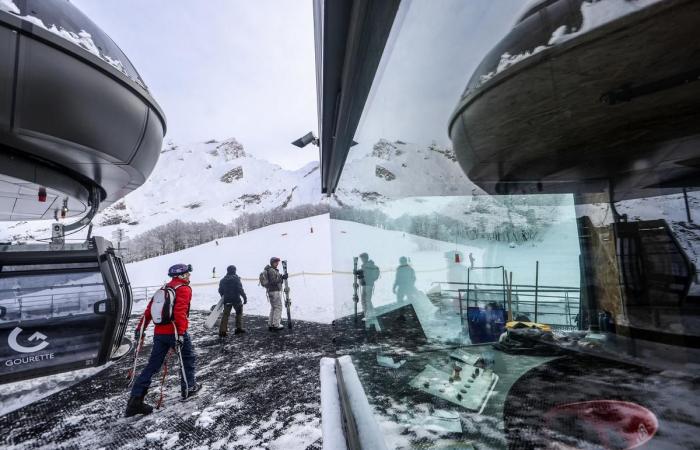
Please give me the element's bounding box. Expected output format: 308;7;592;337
314;0;401;194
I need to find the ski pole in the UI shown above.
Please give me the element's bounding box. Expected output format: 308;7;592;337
156;350;172;409
172;322;189;398
353;257;359;325
282;260;292;329
127;317;146;385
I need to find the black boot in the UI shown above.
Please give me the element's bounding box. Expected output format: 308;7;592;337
234;328;246;334
125;395;153;417
181;382;203;400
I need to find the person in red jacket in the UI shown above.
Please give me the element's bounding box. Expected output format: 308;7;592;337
125;263;201;417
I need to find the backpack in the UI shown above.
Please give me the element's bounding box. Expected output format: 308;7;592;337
259;268;269;288
364;261;380;284
150;284;183;325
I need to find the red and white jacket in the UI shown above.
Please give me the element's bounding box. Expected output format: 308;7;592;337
138;278;192;335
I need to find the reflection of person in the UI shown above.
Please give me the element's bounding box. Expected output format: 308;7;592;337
469;252;475;269
126;263;200;417
218;265;247;337
470;301;506;343
356;252;380;318
393;256;416;303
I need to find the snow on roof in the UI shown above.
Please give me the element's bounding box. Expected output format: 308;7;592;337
0;0;141;88
480;0;665;88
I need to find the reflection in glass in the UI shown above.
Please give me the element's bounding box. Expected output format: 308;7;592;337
0;271;105;322
326;1;700;448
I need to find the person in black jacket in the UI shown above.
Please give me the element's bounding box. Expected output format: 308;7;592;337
218;265;247;337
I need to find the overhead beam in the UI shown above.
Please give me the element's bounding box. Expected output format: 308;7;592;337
313;0;401;194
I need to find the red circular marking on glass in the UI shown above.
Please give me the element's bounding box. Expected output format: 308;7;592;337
544;400;658;450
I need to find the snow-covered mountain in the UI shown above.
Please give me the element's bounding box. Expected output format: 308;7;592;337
94;138;324;238
333;139;476;209
1;137;482;242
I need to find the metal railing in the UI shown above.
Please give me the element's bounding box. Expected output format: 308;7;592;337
0;284;107;321
1;283;167;322
131;285;162;304
432;281;581;328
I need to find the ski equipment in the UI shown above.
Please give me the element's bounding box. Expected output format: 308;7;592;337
149;284;184;325
282;260;292;329
156;349;173;409
353;256;359;324
172;322;189;399
204;296;225;330
168;263;192;277
127;318;146;385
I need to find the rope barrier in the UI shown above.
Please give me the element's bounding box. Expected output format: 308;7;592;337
139;266;526;290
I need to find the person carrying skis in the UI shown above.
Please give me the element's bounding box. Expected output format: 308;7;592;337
261;257;287;331
218;265;247;337
356;252;380;319
125;263;201;417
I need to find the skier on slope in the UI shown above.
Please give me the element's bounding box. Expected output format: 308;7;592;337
125;264;201;417
218;265;247;337
261;257;287;331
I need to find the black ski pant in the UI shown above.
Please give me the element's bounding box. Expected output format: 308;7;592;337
131;332;196;398
220;303;243;334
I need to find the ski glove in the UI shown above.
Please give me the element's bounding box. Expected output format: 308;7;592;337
282;273;289;280
243;298;248;304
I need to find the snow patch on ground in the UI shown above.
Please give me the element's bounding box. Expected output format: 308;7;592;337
0;364;109;416
145;430;180;448
196;398;243;428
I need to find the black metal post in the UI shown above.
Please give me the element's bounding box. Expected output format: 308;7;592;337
534;261;539;323
683;188;693;223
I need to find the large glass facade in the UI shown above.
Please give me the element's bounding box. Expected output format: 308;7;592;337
328;1;700;448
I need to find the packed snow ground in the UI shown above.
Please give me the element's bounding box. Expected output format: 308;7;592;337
124;211;581;324
126;214;334;323
0;365;109;417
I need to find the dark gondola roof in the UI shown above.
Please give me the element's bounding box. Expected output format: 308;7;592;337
449;0;700;201
0;0;166;219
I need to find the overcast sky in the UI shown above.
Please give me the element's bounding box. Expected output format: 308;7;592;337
72;1;525;170
351;1;523;159
73;0;319;170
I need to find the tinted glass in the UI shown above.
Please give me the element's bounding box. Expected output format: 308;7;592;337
329;1;700;448
0;270;105;321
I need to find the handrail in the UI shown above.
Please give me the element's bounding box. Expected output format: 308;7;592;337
443;280;581;327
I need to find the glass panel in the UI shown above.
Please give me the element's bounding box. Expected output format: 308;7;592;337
0;267;107;380
0;270;105;322
329;1;700;448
